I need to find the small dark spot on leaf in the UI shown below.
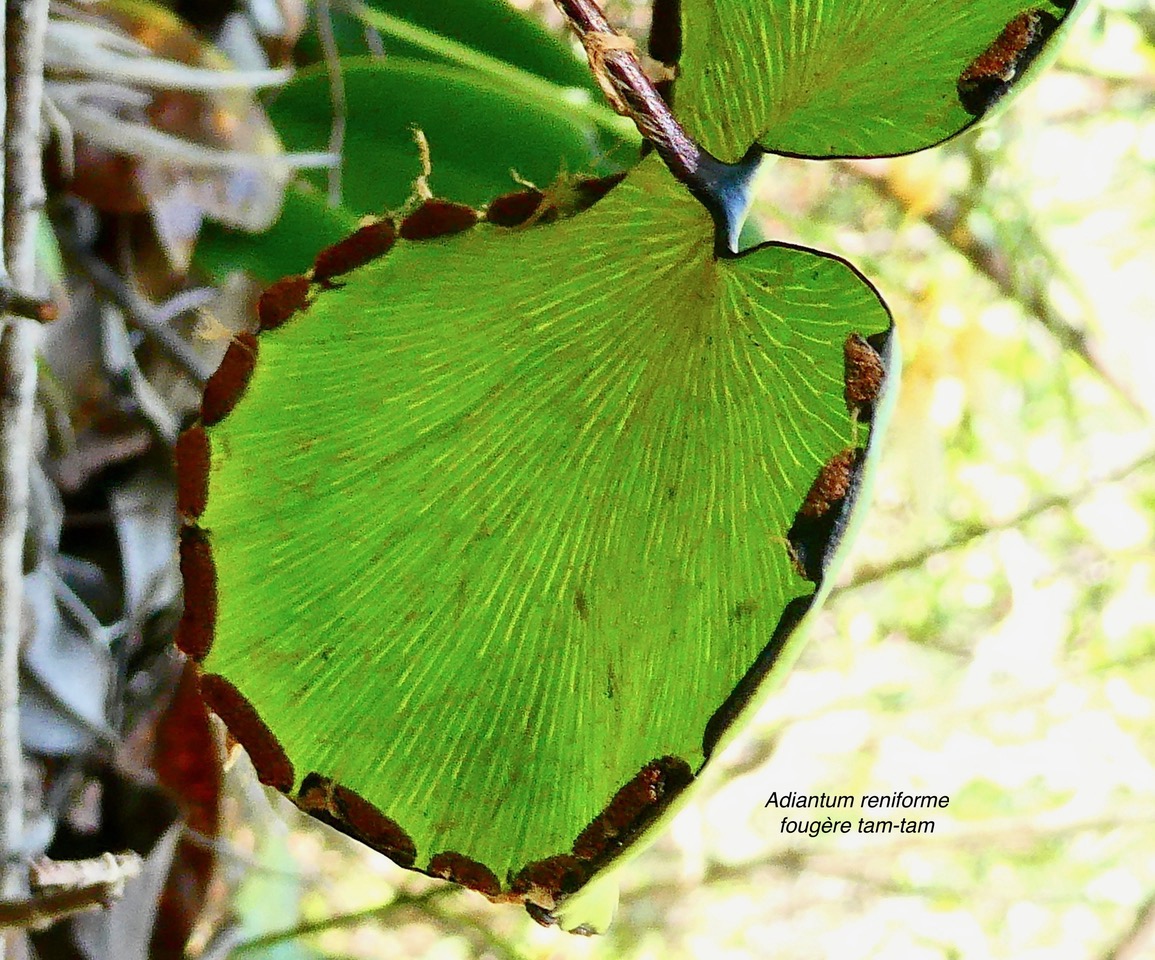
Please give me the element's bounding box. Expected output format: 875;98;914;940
257;275;310;331
731;598;759;622
312;221;397;287
665;485;677;501
199;673;294;792
176;526;215;660
428;852;501;898
201;332;258;426
574;588;589;621
400;200;479;240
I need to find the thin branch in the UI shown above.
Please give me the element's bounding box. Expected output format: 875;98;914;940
552;0;700;182
0;853;142;930
419;897;525;960
1099;889;1155;960
75;250;215;384
0;0;50;916
229;887;456;955
832;446;1155;597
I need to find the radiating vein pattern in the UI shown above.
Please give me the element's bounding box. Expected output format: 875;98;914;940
200;155;890;886
677;0;1078;161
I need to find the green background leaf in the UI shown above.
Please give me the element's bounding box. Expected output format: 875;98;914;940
197;57;631;282
271;59;625;216
295;0;596;92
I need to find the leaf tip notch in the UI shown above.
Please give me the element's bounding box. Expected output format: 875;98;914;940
688;146;763;254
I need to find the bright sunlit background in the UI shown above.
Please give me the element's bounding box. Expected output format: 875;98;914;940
215;3;1155;958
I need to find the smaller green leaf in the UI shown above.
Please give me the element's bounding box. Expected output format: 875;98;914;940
675;0;1085;162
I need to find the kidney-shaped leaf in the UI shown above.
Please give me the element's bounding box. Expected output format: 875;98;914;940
674;0;1083;162
178;155;894;926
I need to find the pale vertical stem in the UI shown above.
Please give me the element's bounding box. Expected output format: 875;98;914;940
0;0;51;919
315;0;346;207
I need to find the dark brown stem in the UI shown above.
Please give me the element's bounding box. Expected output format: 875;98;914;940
552;0;700;181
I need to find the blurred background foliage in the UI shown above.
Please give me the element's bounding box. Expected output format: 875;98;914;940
209;2;1155;958
27;0;1154;957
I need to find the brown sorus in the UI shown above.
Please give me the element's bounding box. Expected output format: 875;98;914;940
427;852;501;898
485;189;546;228
174;425;210;519
844;333;885;409
201;332;258;426
957;10;1053;115
799;448;857;519
176;526;216;660
257;274;310;331
311;221;397;287
510;854;589;900
295;774;418;867
399;200;479;241
333;783;417;867
297;772;336;814
573;756;693;861
574;173;627;207
198;673;295;793
959;11;1044;85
